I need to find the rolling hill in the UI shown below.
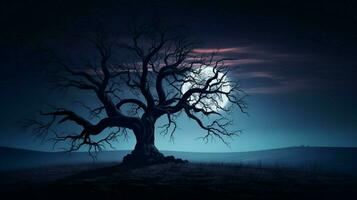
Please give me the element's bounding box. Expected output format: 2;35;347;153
1;146;357;174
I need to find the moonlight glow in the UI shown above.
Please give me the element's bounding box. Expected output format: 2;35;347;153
181;66;231;112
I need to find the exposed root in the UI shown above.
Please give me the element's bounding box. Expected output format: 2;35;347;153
122;151;188;167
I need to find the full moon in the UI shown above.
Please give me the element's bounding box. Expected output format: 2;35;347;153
181;66;231;112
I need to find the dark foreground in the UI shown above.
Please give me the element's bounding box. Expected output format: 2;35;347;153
1;162;356;200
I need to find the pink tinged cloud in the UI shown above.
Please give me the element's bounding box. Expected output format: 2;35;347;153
192;47;247;54
224;59;268;66
236;71;278;79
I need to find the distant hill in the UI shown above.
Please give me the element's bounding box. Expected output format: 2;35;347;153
1;146;357;174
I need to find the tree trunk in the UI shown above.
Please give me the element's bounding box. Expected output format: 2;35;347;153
122;116;187;166
132;119;160;157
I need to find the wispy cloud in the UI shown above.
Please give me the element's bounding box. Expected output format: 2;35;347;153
224;59;268;66
236;71;279;79
192;47;247;54
192;45;315;94
244;79;310;94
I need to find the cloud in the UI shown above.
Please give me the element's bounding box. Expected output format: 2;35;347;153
192;47;247;54
224;59;268;66
190;45;313;94
192;46;307;69
236;71;279;79
244;79;310;94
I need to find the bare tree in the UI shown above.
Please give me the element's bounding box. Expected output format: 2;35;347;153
24;25;247;165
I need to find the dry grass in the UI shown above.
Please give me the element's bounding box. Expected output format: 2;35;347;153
1;162;356;200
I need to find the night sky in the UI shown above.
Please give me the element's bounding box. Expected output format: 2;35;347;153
1;0;357;152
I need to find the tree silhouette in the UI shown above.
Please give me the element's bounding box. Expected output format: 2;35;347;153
24;25;247;165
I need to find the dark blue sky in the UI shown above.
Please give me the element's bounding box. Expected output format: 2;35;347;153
1;0;357;152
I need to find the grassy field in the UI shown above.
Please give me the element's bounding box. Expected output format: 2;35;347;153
1;162;356;200
2;146;357;175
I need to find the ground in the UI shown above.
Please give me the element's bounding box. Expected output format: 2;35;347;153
1;162;356;200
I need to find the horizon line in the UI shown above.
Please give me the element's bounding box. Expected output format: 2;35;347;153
1;145;357;154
